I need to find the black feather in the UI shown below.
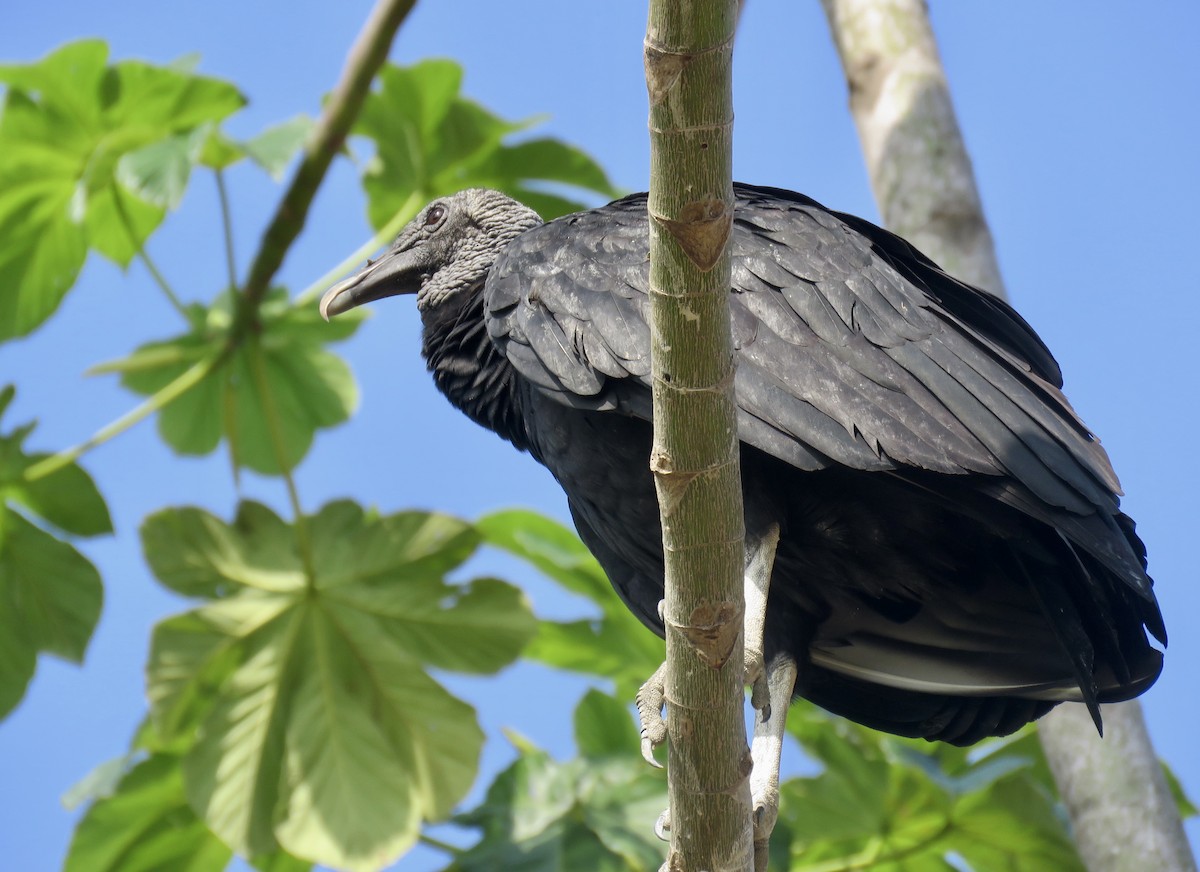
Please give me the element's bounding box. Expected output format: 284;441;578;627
362;184;1165;744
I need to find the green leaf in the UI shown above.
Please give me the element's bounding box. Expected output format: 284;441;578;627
146;606;261;744
1164;760;1198;820
144;500;535;869
494;139;615;194
355;59;616;230
478;509;664;699
477;509;610;601
64;754;232;872
0;389;106;719
117;125;210;210
243;115;314;179
950;773;1084;871
199;128;245;170
83;183;166;266
0;40;245;341
308;500;481;589
62;753;138;811
448;727;666;872
2;443;112;538
272;610;423;870
573;689;639;759
774;703;1087;871
106;288;362;474
249;849;313;872
0;390;111;538
180;614;307;857
143;501;305;598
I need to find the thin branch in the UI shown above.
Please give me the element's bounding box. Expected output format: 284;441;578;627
112;184;189;320
215;168;238;291
233;0;417;336
417;833;464;857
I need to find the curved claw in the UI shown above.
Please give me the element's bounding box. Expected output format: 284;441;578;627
636;662;668;768
654;807;671;841
641;735;664;769
746;647;770;719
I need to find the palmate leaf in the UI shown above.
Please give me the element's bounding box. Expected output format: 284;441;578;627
446;691;667;872
63;754;232;872
95;288;364;475
0;385;108;721
0;40;245;341
355;59;619;230
477;510;663;701
775;703;1085;871
142;500;535;871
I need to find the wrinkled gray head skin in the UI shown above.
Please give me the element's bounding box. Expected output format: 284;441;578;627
320;188;542;319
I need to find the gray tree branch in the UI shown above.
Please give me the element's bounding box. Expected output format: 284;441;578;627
820;0;1002;296
818;1;1193;869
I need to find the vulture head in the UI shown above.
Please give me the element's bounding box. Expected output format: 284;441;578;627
320;188;542;319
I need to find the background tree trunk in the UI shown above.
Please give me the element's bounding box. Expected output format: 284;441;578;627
818;1;1194;869
645;1;753;870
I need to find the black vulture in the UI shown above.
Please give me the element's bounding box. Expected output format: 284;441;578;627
321;184;1164;842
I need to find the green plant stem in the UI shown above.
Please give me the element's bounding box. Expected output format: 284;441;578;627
215;168;238;291
294;192;422;306
111;184;189;320
234;0;417;336
417;833;464;857
645;1;746;869
245;337;317;589
22;352;228;482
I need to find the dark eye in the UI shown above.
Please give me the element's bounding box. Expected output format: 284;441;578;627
424;204;446;227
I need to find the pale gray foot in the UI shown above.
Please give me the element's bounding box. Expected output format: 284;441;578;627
750;653;798;872
744;523;781;718
636;660;667;768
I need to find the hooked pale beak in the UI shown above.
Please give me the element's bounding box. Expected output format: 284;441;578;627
319;247;424;321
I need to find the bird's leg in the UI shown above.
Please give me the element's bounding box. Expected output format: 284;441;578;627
750;653;798;872
636;659;667;768
744;523;781;719
637;515;778;767
637;655;672;849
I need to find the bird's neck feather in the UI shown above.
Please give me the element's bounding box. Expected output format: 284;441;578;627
420;282;528;451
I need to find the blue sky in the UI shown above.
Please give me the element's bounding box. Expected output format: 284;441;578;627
1;2;1197;868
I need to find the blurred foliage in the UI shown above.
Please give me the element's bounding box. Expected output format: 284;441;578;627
139;501;533;869
356;58;620;228
444;691;668;872
0;385;107;720
93;288;365;475
0;41;244;340
477;509;664;702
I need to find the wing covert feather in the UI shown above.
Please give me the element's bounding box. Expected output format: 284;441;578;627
484;185;1123;522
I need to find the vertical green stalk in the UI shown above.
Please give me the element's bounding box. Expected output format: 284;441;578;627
215;169;238;292
111;184;189;321
645;1;749;870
